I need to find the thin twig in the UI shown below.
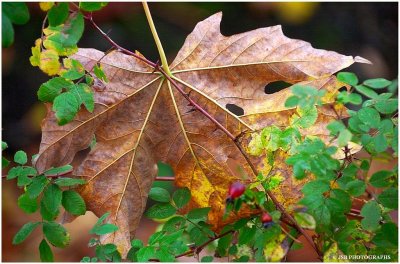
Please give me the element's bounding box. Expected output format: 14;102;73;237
175;230;234;258
154;176;175;181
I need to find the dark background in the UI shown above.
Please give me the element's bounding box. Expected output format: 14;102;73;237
2;2;398;262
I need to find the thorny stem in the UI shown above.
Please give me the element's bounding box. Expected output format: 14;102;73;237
142;1;172;76
175;230;234;258
84;14;157;68
84;10;322;258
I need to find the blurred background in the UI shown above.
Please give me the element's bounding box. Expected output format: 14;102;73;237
2;2;398;262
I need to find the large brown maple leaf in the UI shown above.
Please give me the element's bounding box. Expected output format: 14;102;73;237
34;13;367;254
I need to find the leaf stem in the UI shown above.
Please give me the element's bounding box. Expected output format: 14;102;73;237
142;1;171;76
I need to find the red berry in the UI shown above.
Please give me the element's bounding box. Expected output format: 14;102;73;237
261;212;272;223
228;181;245;199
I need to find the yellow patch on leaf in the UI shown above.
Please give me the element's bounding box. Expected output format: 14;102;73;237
39;49;61;76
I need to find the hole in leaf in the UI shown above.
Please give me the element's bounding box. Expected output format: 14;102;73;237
338;86;348;92
264;81;292;94
226;104;244;116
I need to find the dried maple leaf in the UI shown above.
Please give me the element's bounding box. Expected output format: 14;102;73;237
34;13;367;254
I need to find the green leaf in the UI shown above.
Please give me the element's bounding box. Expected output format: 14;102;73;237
294;212;316;229
238;225;256;245
17;173;33;187
62;12;84;46
13;222;40;244
38;77;73;102
369;170;393;188
127;239;143;261
39;239;54;262
216;232;233;257
358;107;380;129
377;188;398;209
374;97;398;114
136;246;156;262
373;133;388;153
302;180;330;195
48;3;69;27
155;247;175;262
189;226;209;246
2;13;14;47
90;223;118;235
187;207;211;220
330;189;352;213
372;223;398;249
364;78;392;89
145;203;176;219
360;201;381;231
147;231;164;245
79;2;108;11
291;105;318;128
172;187;191;208
95;212;110;225
14;150;27;165
62;190;86;215
149;187;171;203
44;165;72;176
284;95;299;108
93;64;109;82
337;72;358;86
44;165;73;176
163;216;186;233
43;184;63;215
355;85;378;99
40;199;59;221
327;120;345;135
345;180;366;197
26;175;49;199
312;204;331;226
201;256;214;262
2;2;29;24
69;83;94;112
338;129;352;147
43;221;70;248
7;166;37;184
17;193;38;214
347;93;362;105
54;177;86;187
53;92;79;125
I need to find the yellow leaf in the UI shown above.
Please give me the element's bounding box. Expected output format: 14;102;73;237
264;234;286;261
39;2;54;11
29;38;42;67
39;49;61;76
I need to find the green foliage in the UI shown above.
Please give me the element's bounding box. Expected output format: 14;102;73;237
48;3;69;27
2;2;30;47
360;201;381;231
79;2;108;12
172;187;191;208
149;187;171;203
39;239;54;262
13;222;40;244
43;222;70;248
18;193;38;214
90;212;119;235
337;72;358;86
62;190;86;215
